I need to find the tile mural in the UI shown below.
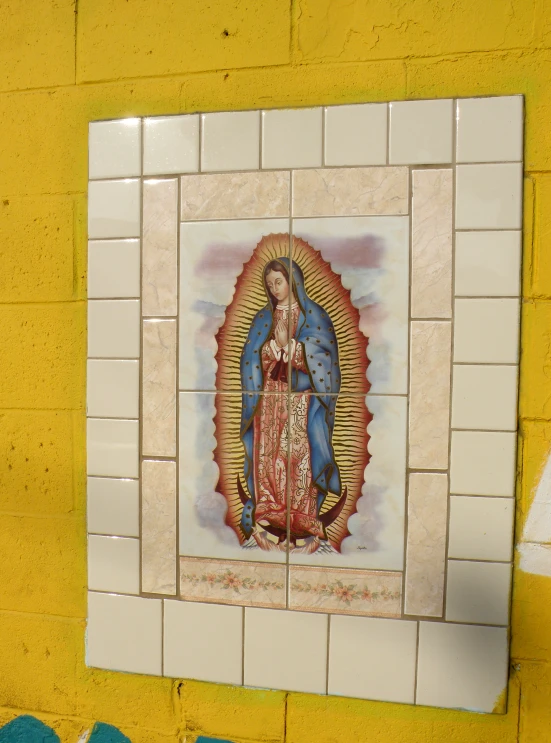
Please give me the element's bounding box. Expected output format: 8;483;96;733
86;97;522;713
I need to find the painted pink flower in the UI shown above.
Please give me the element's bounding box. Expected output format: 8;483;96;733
205;573;217;584
222;573;243;590
334;585;355;603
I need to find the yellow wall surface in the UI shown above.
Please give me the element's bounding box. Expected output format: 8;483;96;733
1;1;551;741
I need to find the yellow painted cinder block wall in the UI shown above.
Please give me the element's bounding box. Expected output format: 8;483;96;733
1;1;550;740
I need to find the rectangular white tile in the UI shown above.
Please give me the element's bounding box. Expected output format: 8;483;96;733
201;111;260;172
329;616;417;703
389;99;453;165
87;535;140;594
455;163;523;229
87;359;139;419
292;167;408;218
416;622;508;712
87;476;139;537
445;559;511;626
455;231;521;297
411;169;452;318
262;108;322;169
87;300;140;359
144;114;199;175
324;103;387;166
456;96;523;163
142;178;178;317
142;319;177;457
408;321;452;470
450;430;516;497
451;364;518;431
244;608;327;694
142;460;177;595
88;179;141;240
405;473;448;617
88;239;141;299
87;418;139;478
164;600;243;684
89;119;141;180
87;592;162;675
448;496;514;562
453;298;520;364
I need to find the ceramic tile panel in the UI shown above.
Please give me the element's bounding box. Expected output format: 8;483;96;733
142;178;178;317
405;473;448;618
142;460;177;595
142;319;177;457
180;557;286;609
324;103;387;166
180;171;289;221
87;476;139;537
408;321;452;470
411;169;453;319
88;239;141;299
244;608;328;693
143;115;199;175
292;167;408;217
86;100;522;711
164;600;243;684
328;616;417;703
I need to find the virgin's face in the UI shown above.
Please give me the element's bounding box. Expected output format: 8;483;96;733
265;270;289;303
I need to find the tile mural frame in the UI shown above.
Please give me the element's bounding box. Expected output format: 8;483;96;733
86;97;523;712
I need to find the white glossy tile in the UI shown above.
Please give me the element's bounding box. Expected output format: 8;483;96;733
89;119;141;180
88;239;141;299
87;476;139;537
329;616;417;703
87;535;140;594
457;96;523;163
144;115;199;175
87;592;162;675
262;108;322;169
164;600;242;684
453;299;520;364
455;163;523;229
416;622;508;712
389;99;453;165
87;418;139;478
201;111;260;172
88;179;141;239
244;608;327;693
455;231;521;297
87;300;140;359
324;103;387;166
448;496;514;562
450;430;516;497
86;359;139;419
451;364;518;431
445;559;511;626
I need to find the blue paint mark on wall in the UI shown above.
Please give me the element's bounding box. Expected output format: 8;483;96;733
0;715;60;742
88;722;131;743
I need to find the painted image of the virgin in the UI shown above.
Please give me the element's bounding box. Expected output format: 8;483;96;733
238;256;348;553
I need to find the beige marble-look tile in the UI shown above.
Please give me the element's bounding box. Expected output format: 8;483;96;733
142;178;178;317
405;473;448;618
445;559;511;626
456;96;523;163
88;239;141;299
453;298;520;364
289;566;401;617
416;621;508;712
324;103;388;166
292;167;408;218
455;231;521;297
448;496;514;562
87;300;141;359
142;319;177;458
450;430;516;497
408;321;452;470
87;591;162;676
451;364;518;431
87;418;139;479
87;476;139;537
87;535;140;594
180;171;289;221
244;607;327;693
329;616;417;703
411;169;452;319
180;557;286;608
164;599;243;684
142;460;177;595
